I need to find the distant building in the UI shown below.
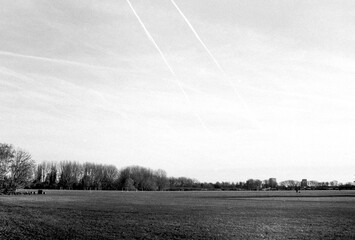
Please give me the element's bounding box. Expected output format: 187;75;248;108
268;178;277;188
308;180;318;187
301;179;308;187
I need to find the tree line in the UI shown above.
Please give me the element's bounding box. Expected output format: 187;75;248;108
1;143;354;193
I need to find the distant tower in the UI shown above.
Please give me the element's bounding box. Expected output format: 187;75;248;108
268;178;277;188
301;179;308;188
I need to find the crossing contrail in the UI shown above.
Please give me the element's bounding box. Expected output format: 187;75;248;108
126;0;209;131
170;0;261;129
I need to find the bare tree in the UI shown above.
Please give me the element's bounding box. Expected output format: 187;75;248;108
9;149;35;188
279;180;300;188
0;143;15;180
155;169;168;191
246;179;262;190
58;161;83;189
102;165;118;190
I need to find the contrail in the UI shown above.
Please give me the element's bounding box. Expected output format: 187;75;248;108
0;50;120;72
126;0;208;131
170;0;261;129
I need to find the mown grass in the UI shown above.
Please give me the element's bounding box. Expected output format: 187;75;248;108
1;190;355;239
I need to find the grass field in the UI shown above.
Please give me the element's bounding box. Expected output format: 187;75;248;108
1;190;355;239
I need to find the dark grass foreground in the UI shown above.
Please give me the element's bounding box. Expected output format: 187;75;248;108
1;190;355;239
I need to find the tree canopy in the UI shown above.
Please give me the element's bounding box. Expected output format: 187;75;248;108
0;143;34;193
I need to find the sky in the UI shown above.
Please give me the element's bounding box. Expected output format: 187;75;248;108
1;0;355;183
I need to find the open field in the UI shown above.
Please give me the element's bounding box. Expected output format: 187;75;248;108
1;190;355;239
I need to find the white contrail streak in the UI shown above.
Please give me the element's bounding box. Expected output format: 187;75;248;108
126;0;208;131
0;49;212;95
170;0;261;129
0;50;119;71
